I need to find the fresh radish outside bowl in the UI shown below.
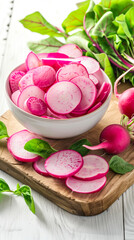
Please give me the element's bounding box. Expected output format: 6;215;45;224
5;62;112;139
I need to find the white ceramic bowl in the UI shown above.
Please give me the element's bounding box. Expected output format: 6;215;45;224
5;64;112;139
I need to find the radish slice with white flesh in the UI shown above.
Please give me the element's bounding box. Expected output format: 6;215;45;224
17;85;45;110
19;72;34;91
32;65;56;88
26;96;47;116
74;155;109;180
77;56;100;74
56;62;89;82
96;82;111;103
11;90;21;105
26;51;42;71
45;150;83;178
47;108;68;119
87;102;102;114
9;70;25;93
66;176;106;193
57;44;83;58
71;76;97;111
33;158;49;176
45;81;82;114
7;130;41;162
89;74;99;86
42;52;69;70
37;53;48;59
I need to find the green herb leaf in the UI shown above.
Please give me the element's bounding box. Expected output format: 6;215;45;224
69;139;91;156
0;178;11;192
20;11;64;37
18;185;35;214
24;138;57;159
28;37;63;53
109;155;134;174
0;121;9;139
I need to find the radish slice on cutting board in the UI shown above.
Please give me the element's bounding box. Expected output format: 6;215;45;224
33;158;49;176
45;150;83;178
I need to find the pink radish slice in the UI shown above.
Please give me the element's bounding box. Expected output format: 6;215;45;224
46;81;82;114
37;53;48;59
96;83;111;103
74;155;109;180
32;65;56;88
71;76;97;111
23;99;31;113
70;109;87;117
89;75;99;86
47;108;68;119
77;56;100;74
58;44;83;58
41;115;56;119
56;62;89;82
26;51;42;71
42;52;69;71
9;70;25;93
66;176;106;193
87;102;102;114
11;90;21;105
19;72;34;91
7;130;41;162
45;150;83;178
17;85;45;110
33;158;49;176
26;96;47;116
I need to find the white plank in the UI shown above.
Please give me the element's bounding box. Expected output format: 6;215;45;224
0;0;125;239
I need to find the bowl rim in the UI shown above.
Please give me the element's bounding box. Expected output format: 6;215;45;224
5;64;112;123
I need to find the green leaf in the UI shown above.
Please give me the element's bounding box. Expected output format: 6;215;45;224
24;138;57;159
28;37;63;53
125;7;134;36
93;4;106;21
113;14;132;40
0;178;11;192
109;155;134;174
69;139;91;156
19;185;35;214
0;121;9;139
20;11;63;37
62;1;90;33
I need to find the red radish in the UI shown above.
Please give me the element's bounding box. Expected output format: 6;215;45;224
96;82;111;103
19;72;34;91
56;62;89;82
45;150;83;178
33;158;49;176
42;52;69;70
66;176;106;193
32;65;56;88
71;76;97;111
11;90;21;105
26;97;47;116
9;70;25;93
83;124;130;154
114;66;134;118
7;130;41;162
77;56;100;74
17;85;45;110
87;102;102;114
26;51;42;71
70;109;87;117
74;155;109;180
89;74;99;86
45;81;82;114
58;44;83;58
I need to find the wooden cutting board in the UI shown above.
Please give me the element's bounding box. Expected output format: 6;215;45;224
0;85;134;216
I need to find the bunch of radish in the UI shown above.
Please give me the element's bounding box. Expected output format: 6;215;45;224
9;45;111;119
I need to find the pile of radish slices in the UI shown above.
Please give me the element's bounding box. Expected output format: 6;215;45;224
9;51;111;119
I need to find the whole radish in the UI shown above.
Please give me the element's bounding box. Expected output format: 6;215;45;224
83;124;130;154
114;66;134;118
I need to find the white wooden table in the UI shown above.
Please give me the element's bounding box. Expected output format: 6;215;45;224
0;1;133;239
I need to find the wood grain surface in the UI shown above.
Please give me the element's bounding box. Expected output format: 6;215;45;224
0;88;133;216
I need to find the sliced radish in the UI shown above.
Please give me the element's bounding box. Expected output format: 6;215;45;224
77;56;100;74
23;99;31;113
42;52;69;71
7;130;41;162
96;82;111;103
45;150;83;178
37;53;48;59
70;109;87;117
45;81;82;114
87;102;102;114
71;76;97;111
66;176;106;193
47;108;68;119
26;51;42;71
17;85;45;110
58;44;83;58
9;70;25;93
33;158;49;176
89;75;99;86
74;155;109;180
56;62;89;82
32;65;56;88
26;96;47;116
19;72;34;91
11;90;21;105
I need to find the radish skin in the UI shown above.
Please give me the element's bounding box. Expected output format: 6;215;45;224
33;158;49;176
